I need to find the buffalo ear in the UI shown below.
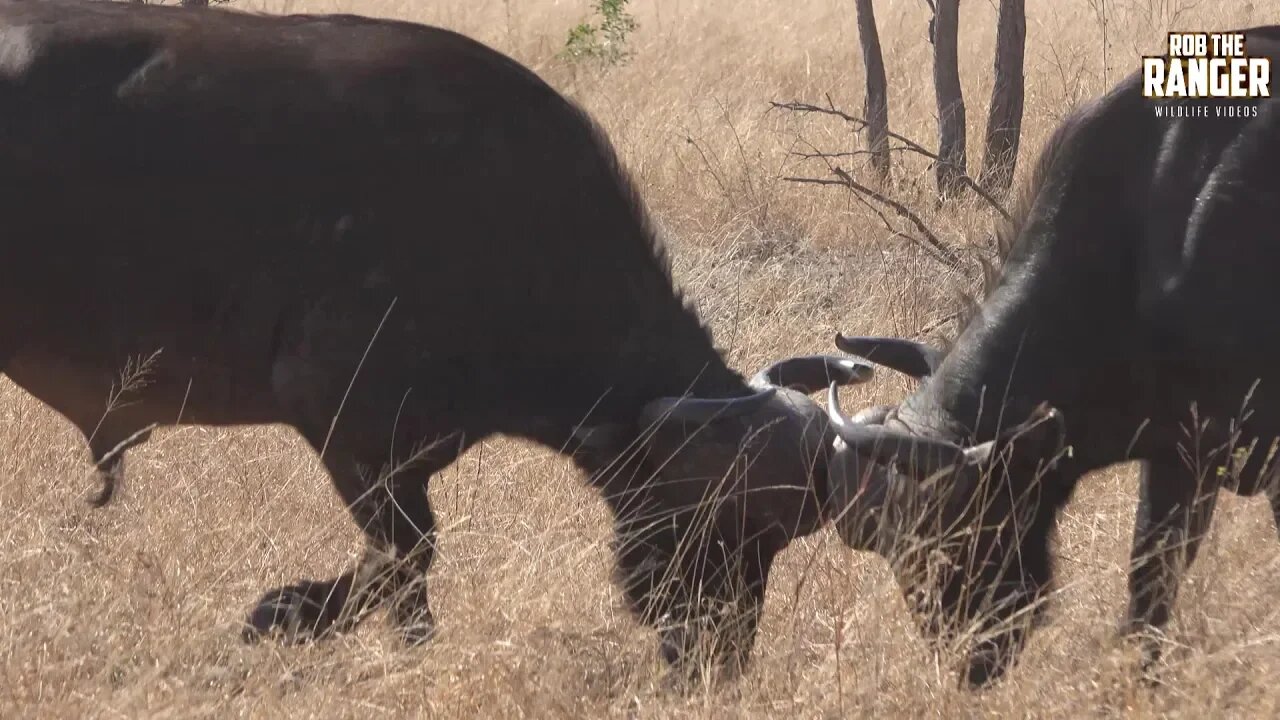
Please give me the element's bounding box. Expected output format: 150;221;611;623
834;333;943;379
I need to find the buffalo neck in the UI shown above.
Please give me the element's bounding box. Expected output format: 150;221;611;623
898;76;1160;472
611;296;749;414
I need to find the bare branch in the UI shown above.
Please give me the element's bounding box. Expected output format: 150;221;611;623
683;134;735;209
771;99;933;158
789;147;936;161
771;98;1012;221
782;170;963;271
785;136;964;271
835;166;963;268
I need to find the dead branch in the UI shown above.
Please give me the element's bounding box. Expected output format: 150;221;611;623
786;136;965;272
771;98;934;159
683;134;735;209
790;147;938;161
770;97;1012;221
783;170;963;271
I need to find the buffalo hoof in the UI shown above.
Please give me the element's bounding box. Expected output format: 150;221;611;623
400;620;436;646
392;596;436;646
1113;625;1168;686
963;655;1005;690
962;639;1016;690
656;625;750;692
242;578;352;644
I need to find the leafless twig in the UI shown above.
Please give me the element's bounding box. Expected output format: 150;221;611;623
683;134;735;210
771;96;1012;222
783;169;963;270
771;97;934;158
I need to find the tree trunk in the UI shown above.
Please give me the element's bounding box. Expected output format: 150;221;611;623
856;0;891;181
931;0;966;198
979;0;1025;196
182;0;210;7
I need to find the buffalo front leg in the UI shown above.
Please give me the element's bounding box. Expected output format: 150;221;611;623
244;438;459;645
1269;479;1280;539
1121;458;1219;669
250;289;471;645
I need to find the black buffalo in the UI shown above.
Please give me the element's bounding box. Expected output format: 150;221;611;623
817;26;1280;687
0;0;872;676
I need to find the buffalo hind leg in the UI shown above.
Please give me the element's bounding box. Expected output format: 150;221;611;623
1121;458;1218;672
244;435;459;645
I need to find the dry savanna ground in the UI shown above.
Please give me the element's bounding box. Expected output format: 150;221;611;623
4;0;1280;717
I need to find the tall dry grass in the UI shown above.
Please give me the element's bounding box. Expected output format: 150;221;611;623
4;0;1280;716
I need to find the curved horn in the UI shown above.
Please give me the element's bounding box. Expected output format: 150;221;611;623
639;385;778;428
750;354;874;393
834;333;944;379
827;383;966;472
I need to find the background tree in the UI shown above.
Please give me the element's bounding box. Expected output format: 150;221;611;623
929;0;966;198
978;0;1026;195
855;0;891;181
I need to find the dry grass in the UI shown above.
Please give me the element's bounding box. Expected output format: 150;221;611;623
5;0;1280;716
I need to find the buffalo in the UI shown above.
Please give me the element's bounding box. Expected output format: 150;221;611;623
816;26;1280;687
0;0;874;677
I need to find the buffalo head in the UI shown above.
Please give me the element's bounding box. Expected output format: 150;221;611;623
812;334;1068;687
572;353;874;681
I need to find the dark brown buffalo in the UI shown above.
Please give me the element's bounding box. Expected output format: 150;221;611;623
0;0;873;676
815;26;1280;687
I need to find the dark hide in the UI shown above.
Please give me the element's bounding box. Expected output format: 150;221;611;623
0;0;874;678
824;25;1280;687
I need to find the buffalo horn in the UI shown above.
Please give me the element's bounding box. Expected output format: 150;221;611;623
834;333;944;379
826;383;968;472
750;354;874;393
